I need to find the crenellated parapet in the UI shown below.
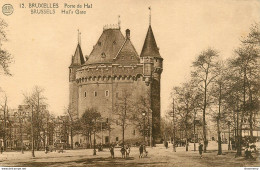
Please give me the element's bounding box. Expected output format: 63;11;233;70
75;64;144;84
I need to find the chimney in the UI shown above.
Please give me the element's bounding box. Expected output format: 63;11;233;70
126;29;130;39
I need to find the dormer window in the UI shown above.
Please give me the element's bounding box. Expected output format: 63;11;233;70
131;55;134;60
98;42;101;46
101;52;106;58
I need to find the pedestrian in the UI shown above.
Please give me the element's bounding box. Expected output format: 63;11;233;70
109;145;114;159
120;145;126;158
45;146;48;154
126;145;130;158
144;145;148;157
139;145;143;158
199;143;203;158
166;141;168;149
0;146;3;154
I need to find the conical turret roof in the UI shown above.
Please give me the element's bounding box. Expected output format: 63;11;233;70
140;25;161;58
70;44;85;67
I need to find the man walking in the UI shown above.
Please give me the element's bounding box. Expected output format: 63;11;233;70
199;143;203;158
139;145;143;158
109;145;114;158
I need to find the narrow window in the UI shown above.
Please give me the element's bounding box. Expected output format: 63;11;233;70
116;137;119;141
133;130;135;135
105;90;109;97
70;69;72;73
105;136;109;143
94;91;97;97
84;91;87;98
106;118;109;123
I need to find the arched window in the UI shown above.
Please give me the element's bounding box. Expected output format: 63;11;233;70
84;91;87;98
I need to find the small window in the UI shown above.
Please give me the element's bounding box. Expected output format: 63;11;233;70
131;55;134;60
122;55;124;60
70;69;72;73
84;91;87;98
98;42;101;46
113;41;116;45
133;130;135;135
94;91;97;97
105;90;109;97
106;118;109;123
105;136;109;143
116;137;119;141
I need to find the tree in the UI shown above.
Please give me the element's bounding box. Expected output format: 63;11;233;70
0;95;8;151
0;18;12;76
114;88;134;146
80;108;101;151
210;61;228;155
132;89;152;146
172;82;196;151
23;86;47;157
191;48;219;152
65;104;79;149
227;43;260;156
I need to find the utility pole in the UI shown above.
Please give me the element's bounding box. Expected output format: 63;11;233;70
172;98;176;152
31;105;35;157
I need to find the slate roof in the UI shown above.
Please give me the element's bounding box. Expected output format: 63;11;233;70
140;25;161;58
86;29;126;64
70;44;85;67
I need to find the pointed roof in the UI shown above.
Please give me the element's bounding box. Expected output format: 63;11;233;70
140;25;161;58
70;44;85;67
86;29;125;64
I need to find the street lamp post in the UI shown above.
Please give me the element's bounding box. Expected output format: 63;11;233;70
93;118;96;155
142;112;146;145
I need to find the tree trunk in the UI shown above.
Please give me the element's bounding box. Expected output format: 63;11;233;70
71;128;73;149
249;91;253;139
217;119;222;155
203;81;207;153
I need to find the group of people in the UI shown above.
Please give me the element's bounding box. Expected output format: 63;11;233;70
109;144;131;159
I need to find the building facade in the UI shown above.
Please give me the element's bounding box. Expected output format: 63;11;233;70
69;21;163;146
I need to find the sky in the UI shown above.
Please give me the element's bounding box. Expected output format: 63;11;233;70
0;0;259;116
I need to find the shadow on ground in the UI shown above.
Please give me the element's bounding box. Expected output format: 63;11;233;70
19;157;167;167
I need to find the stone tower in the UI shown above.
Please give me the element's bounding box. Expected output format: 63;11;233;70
141;25;163;143
68;19;163;146
69;42;85;118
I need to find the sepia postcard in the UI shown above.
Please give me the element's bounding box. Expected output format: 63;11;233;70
0;0;259;168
